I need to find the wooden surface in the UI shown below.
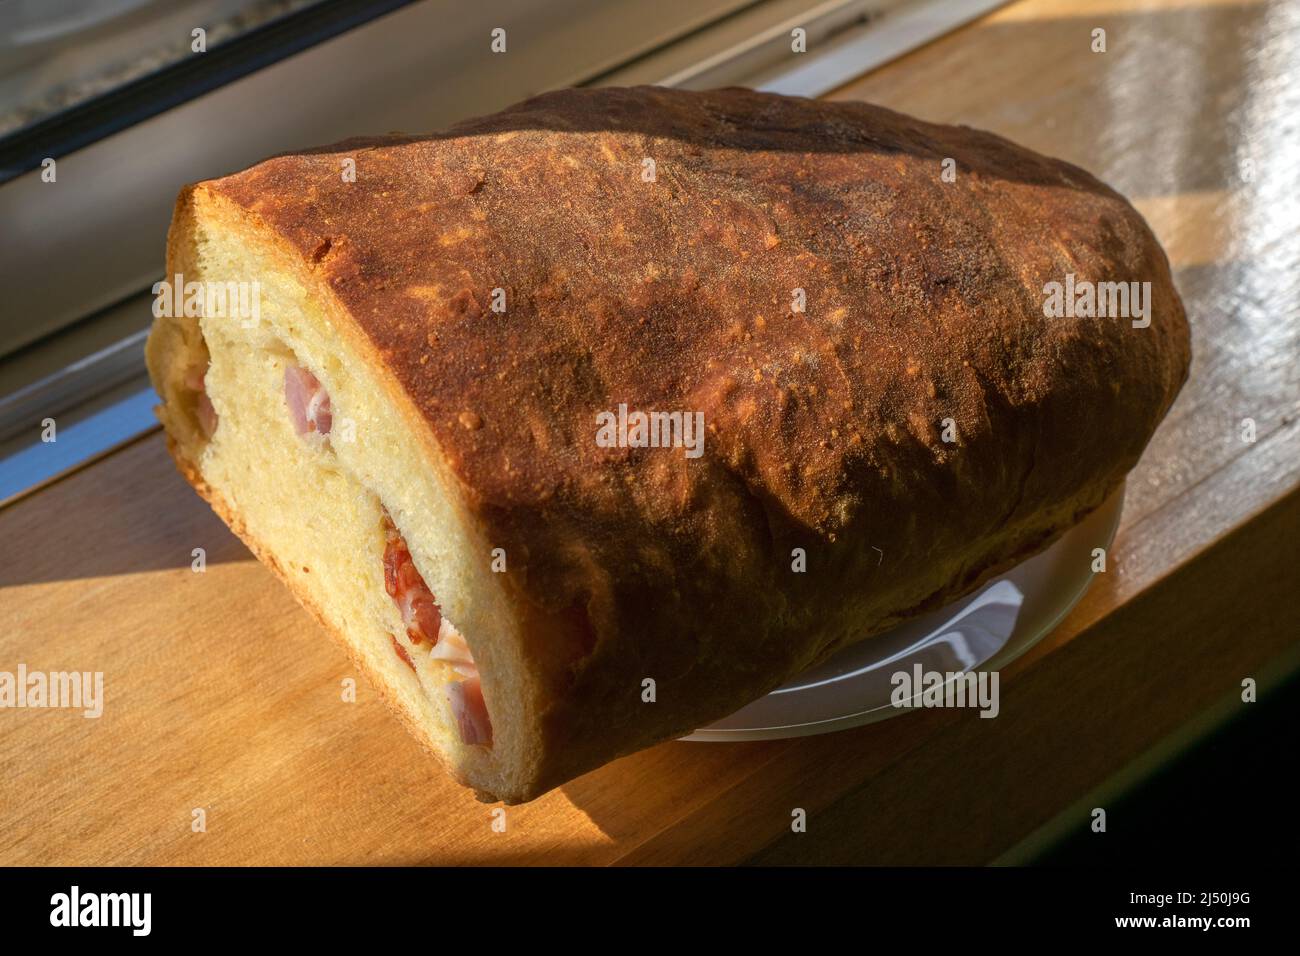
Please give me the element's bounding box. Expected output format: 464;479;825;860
2;0;1298;865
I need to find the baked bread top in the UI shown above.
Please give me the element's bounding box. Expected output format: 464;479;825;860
183;86;1190;793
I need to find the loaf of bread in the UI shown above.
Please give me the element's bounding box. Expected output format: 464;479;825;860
145;86;1190;803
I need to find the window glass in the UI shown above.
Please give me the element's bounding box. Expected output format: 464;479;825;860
0;0;327;140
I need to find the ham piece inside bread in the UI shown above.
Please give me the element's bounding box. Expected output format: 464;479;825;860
284;364;333;438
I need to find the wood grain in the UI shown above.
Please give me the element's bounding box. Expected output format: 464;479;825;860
2;0;1297;864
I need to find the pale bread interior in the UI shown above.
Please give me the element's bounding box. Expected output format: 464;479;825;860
146;187;536;801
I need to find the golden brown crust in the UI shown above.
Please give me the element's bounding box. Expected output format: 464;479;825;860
168;87;1189;800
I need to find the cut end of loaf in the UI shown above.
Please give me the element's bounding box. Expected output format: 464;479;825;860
146;185;543;803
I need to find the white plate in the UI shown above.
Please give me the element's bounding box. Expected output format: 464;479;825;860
685;483;1124;741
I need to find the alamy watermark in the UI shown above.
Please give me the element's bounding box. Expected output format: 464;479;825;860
891;664;999;718
1042;273;1151;328
595;403;705;459
0;664;103;718
153;273;261;328
50;886;150;936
